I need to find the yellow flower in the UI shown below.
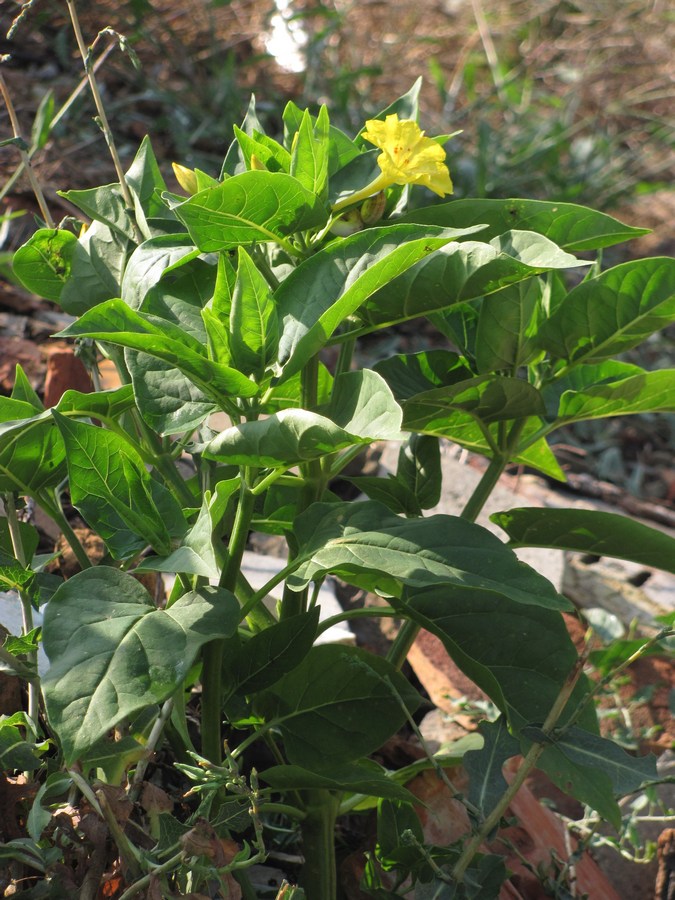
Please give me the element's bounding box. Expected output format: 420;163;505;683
332;114;453;213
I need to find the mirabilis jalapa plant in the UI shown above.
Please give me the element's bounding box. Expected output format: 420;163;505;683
4;75;675;898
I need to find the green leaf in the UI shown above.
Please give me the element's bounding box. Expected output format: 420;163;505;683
10;365;42;410
402;376;546;431
463;717;519;817
275;225;477;379
229;247;279;378
357;231;582;330
126;354;216;434
491;507;675;574
12;229;78;302
261;761;414;803
0;407;65;494
55;386;136;419
396;434;442;510
375;350;472;400
57;299;257;402
120;234;201;309
475;278;545;372
404;585;587;731
59;221;130;315
536;727;658;830
0;713;46;771
343;475;421;517
290;501;568;610
0;518;39;565
59;183;136;240
42;568;238;763
256;644;420;770
125;135;172;230
557;369;675;422
399;198;651;251
172;171;328;252
538;257;675;364
52;411;184;558
30;90;55;151
204;371;403;467
223;609;320;697
233;125;291;173
290;106;330;198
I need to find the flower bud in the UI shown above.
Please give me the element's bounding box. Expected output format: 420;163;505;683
360;191;387;224
330;209;364;236
250;154;267;171
172;162;198;195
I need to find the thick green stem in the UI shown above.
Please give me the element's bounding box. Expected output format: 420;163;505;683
201;477;256;763
299;790;340;899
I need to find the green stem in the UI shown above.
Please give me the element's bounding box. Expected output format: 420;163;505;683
3;494;39;727
39;492;93;570
299;790;340;898
201;476;256;764
387;454;508;670
316;606;398;636
451;653;586;884
334;336;355;379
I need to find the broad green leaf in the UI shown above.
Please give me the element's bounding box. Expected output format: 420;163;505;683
230;247;279;378
538;257;675;364
396;434;442;510
55;386;136;419
172;171;328;252
223;609;320;697
204;371;403;466
261;761;413;803
399;198;650;251
262;362;333;412
475;278;545;372
536;727;658;830
52;412;185;558
120;234;200;309
203;408;389;468
126;353;217;434
233;125;291;173
403;584;588;731
12;229;77;302
289;501;568;611
125;135;172;230
145;479;238;579
0;407;65;494
375;350;472;400
256;644;420;770
541;358;645;418
42;568;238;763
220;95;265;177
492;507;675;574
328;149;381;207
0;715;44;771
59;221;130;315
59;183;136;240
10;365;43;410
402;376;546;431
275;225;479;379
357;232;582;330
557;369;675;423
463;717;519;817
326;370;403;436
57;299;257;402
290;106;330;198
343;475;421;517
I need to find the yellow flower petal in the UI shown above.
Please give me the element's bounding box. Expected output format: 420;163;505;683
362;114;453;197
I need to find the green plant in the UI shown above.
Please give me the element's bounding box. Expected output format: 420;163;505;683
2;16;675;893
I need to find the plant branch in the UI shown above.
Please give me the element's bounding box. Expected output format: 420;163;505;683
0;72;54;227
64;0;142;241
